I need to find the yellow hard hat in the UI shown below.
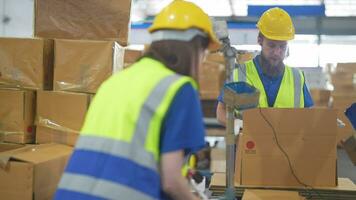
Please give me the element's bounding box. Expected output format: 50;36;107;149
257;7;295;41
148;0;220;51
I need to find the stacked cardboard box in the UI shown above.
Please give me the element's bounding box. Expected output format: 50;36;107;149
330;63;356;141
0;89;35;143
0;0;135;199
34;0;132;46
0;143;72;200
0;37;53;143
200;58;226;100
0;38;54;90
36;91;92;146
310;89;331;107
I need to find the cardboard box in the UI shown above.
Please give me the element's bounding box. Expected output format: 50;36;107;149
36;91;91;146
199;61;225;100
336;63;356;73
0;38;54;90
35;0;132;45
0;143;72;200
0;89;35;143
310;89;331;107
242;189;305;200
236;108;337;187
54;39;125;93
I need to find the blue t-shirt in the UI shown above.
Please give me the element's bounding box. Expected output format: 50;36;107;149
160;83;206;154
218;56;314;107
160;83;206;200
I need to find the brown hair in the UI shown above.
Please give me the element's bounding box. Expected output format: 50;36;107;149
142;36;209;78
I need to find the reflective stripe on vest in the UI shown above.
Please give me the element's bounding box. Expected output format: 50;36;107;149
59;173;154;200
233;60;304;107
291;67;301;107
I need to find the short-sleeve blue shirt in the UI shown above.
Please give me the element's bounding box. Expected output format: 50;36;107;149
160;83;206;154
218;55;314;107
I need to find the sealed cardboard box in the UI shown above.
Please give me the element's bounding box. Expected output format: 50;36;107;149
0;38;54;90
0;89;35;143
54;39;125;93
236;108;337;187
199;61;225;100
242;189;305;200
0;143;72;200
36;91;91;146
35;0;131;45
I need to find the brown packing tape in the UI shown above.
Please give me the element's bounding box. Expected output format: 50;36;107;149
54;81;91;94
36;116;80;134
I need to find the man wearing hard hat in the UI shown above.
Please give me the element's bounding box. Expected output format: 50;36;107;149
54;1;219;199
216;7;314;125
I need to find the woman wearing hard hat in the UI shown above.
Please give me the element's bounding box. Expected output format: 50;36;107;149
54;1;219;200
217;7;314;125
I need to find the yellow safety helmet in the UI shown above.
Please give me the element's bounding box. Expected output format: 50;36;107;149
257;7;295;41
148;0;220;51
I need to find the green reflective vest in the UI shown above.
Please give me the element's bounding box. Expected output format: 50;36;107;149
233;60;304;107
57;57;197;200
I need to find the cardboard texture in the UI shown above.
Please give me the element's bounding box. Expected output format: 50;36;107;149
210;173;356;200
206;53;225;64
199;61;225;100
336;63;356;73
236;108;337;187
54;39;125;93
310;89;331;107
332;95;356;141
343;134;356;166
211;148;226;173
123;49;143;68
0;38;54;90
242;189;305;200
35;0;132;45
0;89;35;143
0;143;72;200
36;126;78;147
0;143;25;152
36;91;91;146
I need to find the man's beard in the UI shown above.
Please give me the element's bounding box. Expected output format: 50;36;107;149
260;54;284;78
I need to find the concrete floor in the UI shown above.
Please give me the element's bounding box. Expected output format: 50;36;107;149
337;148;356;183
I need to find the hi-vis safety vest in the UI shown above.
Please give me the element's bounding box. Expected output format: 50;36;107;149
233;60;305;108
56;58;197;200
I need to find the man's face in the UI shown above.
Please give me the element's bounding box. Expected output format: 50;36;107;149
259;36;288;67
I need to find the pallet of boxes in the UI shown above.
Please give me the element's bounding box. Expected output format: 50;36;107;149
0;1;143;199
